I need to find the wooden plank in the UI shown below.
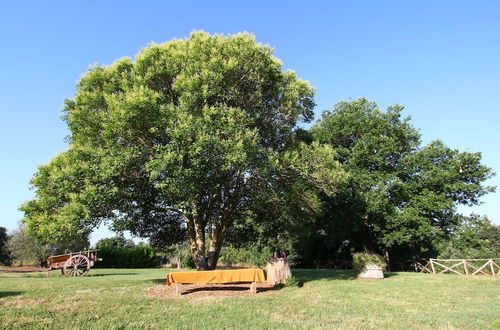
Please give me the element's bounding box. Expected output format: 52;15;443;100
435;261;462;275
465;261;479;273
432;258;500;261
446;261;465;274
421;261;431;273
249;282;257;294
472;261;490;275
174;283;183;296
491;260;500;276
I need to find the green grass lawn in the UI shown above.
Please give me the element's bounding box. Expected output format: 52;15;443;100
0;268;498;329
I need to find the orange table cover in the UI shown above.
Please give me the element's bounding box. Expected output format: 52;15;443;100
167;268;265;286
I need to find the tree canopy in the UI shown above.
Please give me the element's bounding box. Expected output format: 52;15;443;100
21;32;346;270
439;214;500;259
310;98;494;264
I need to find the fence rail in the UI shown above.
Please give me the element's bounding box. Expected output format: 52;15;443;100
421;258;500;276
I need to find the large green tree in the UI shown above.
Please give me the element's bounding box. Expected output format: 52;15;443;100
6;226;53;267
311;98;494;265
21;32;346;270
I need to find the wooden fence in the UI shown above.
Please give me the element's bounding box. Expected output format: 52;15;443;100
421;258;500;276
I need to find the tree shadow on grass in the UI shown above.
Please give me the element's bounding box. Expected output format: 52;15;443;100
0;291;23;298
182;283;277;295
293;269;398;283
90;273;140;277
149;278;167;285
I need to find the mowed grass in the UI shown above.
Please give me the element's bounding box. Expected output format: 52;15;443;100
0;268;499;329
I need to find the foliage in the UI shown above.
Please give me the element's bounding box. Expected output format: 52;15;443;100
95;238;157;268
0;227;11;266
311;98;495;266
160;242;195;268
218;245;273;268
5;227;53;267
180;253;195;269
283;276;300;288
438;215;500;259
96;235;135;249
1;269;499;329
21;31;346;270
352;252;387;274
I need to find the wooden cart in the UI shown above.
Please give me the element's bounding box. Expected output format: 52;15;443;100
48;249;102;277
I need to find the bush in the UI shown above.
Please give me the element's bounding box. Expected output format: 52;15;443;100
6;228;52;267
352;252;386;274
218;245;273;268
180;253;195;269
283;276;300;288
95;243;158;268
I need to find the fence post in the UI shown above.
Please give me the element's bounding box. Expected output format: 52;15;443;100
430;260;436;274
463;260;468;275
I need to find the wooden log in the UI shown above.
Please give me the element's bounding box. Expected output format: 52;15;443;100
489;259;495;275
266;258;292;285
174;283;183;296
430;260;436;274
421;261;431;273
472;261;490;275
249;282;257;294
434;261;462;275
463;260;468;275
432;258;500;261
437;261;463;275
490;260;500;276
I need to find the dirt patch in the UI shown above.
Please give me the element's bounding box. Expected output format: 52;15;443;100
147;282;277;298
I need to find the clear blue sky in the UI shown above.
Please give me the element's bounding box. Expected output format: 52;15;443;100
1;1;499;244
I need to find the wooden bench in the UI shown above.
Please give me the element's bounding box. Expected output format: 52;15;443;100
166;268;265;296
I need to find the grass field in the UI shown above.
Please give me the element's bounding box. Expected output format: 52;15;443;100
1;268;499;329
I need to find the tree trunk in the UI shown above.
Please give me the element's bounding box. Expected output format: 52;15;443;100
384;250;391;272
193;219;208;270
186;215;208;271
207;229;225;270
186;191;239;271
266;258;292;285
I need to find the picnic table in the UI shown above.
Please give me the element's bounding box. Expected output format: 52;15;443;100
167;268;265;295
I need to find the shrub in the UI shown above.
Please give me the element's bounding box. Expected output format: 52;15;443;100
180;253;195;269
218;245;273;268
283;276;300;288
352;252;386;274
95;244;158;268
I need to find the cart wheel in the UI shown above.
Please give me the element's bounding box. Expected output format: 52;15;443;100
63;255;90;277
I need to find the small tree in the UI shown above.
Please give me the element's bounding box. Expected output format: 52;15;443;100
6;227;52;267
